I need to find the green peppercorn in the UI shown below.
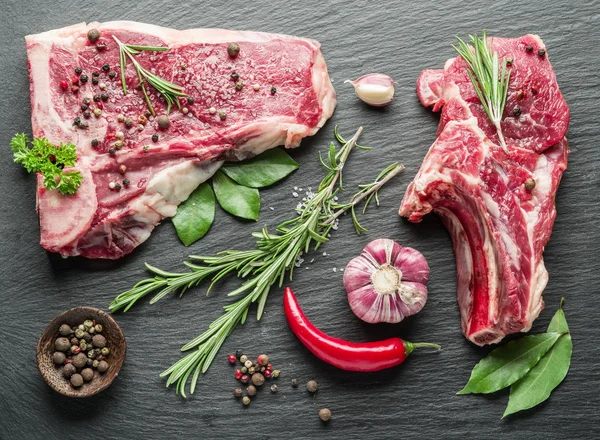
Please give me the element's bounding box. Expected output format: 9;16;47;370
70;373;84;387
248;367;256;375
75;67;82;75
114;141;123;149
240;355;248;364
87;29;100;42
143;145;149;152
272;370;280;378
53;351;66;365
251;373;265;387
124;118;134;128
88;349;96;358
117;113;125;122
242;396;251;406
54;337;71;352
62;363;76;378
241;366;248;374
235;81;244;90
75;328;85;339
307;380;318;393
101;347;110;356
319;408;332;422
81;368;94;382
92;360;99;368
234;387;243;398
157;115;170;129
218;110;227;120
80;74;88;83
246;385;257;396
59;324;72;336
102;63;110;71
79;341;88;351
97;360;109;373
227;42;240;57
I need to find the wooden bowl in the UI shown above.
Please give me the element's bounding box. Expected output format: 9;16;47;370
36;306;126;398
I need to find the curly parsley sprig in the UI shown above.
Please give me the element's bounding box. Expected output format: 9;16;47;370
11;134;82;195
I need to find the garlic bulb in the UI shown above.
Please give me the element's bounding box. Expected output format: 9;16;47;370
343;239;429;324
345;73;395;107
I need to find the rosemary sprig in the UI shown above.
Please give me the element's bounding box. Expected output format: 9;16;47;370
113;36;187;116
453;30;511;151
109;127;403;396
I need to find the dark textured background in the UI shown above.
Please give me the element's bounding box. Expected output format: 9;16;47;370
1;1;599;439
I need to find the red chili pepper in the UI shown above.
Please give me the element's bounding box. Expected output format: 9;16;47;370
283;287;440;372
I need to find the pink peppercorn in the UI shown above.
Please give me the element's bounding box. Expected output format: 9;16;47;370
235;369;242;380
60;80;69;90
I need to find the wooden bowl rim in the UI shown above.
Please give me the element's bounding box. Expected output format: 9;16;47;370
36;306;126;398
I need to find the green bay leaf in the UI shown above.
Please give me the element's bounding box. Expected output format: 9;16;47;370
213;170;260;220
503;304;572;417
172;183;215;246
458;332;563;395
221;148;299;188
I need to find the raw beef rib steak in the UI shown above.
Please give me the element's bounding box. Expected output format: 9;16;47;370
26;21;336;259
400;35;569;345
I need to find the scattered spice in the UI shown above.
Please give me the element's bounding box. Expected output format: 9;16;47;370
75;67;83;75
227;42;240;57
187;96;195;105
91;139;99;148
209;107;217;114
524;177;536;191
152;133;159;142
123;179;130;187
108;71;117;79
235;81;244;91
230;71;240;81
93;108;102;117
319;408;332;422
538;48;546;57
270;86;277;95
96;43;107;51
92;71;100;78
525;45;534;52
246;385;257;396
270;384;278;393
83;110;91;119
157;115;170;129
124;117;134;128
80;74;89;83
101;93;109;101
253;84;260;92
291;379;298;388
233;387;243;398
87;29;100;42
513;107;522;117
182;107;189;114
242;396;251;406
60;80;68;90
228;354;237;365
102;63;110;71
119;165;127;174
306;380;318;393
109;148;116;155
218;110;227;120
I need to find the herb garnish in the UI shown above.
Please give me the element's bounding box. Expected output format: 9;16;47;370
109;127;404;396
11;134;82;195
453;31;511;151
113;36;187;116
458;300;572;417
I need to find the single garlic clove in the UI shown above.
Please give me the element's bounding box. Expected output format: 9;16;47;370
344;239;429;324
345;73;395;107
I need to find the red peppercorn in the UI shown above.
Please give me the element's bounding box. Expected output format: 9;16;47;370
264;370;272;379
228;354;236;365
96;101;104;110
235;369;243;380
72;347;81;354
240;375;249;384
71;75;80;85
266;363;273;371
60;80;69;90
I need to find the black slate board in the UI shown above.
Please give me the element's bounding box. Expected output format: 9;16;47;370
1;1;599;439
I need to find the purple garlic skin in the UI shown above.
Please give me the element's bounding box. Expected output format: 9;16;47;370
343;238;429;324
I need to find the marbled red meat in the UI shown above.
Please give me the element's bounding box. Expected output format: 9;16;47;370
401;35;569;345
26;21;336;259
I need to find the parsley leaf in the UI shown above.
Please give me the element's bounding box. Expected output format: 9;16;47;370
10;134;82;195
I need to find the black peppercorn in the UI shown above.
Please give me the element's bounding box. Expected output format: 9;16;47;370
87;29;100;42
513;107;522;117
246;385;257;396
108;71;116;79
187;96;195;105
72;117;81;126
78;122;89;130
81;368;94;382
92;77;99;85
109;147;116;155
102;63;110;71
271;86;277;95
124;118;134;128
93;94;101;102
80;74;88;83
525;45;533;52
91;139;99;148
230;71;240;81
97;360;109;373
81;103;88;111
114;183;122;191
233;387;243;398
524;177;536;191
291;378;298;387
227;42;240;57
83;110;91;119
75;67;82;75
152;133;159;142
72;352;88;368
101;93;109;101
92;71;100;77
70;373;84;387
123;179;130;187
538;49;546;57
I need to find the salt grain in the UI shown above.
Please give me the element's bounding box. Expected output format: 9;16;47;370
292;192;299;198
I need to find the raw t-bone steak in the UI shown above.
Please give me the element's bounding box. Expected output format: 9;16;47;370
26;21;336;259
400;35;569;345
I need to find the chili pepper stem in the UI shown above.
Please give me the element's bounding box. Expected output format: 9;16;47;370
404;342;442;356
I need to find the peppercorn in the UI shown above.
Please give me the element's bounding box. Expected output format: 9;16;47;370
71;85;80;93
524;177;536;191
55;337;71;352
80;74;89;83
74;328;84;339
235;369;243;380
96;43;107;51
139;115;148;125
271;86;277;95
60;80;69;90
538;49;546;57
513;107;522;117
118;165;127;175
242;396;251;406
71;346;81;355
525;45;533;52
506;58;513;66
241;366;248;374
152;133;159;142
101;347;110;356
92;359;99;368
234;387;243;398
70;337;79;346
291;378;298;387
230;71;240;81
114;141;123;149
123;179;130;187
244;360;253;369
63;363;76;378
248;367;256;375
235;81;244;91
108;71;116;79
79;341;88;351
239;354;248;364
257;354;269;366
228;354;237;365
182;107;189;114
266;363;273;371
306;380;318;393
88;326;95;335
75;67;83;75
187;96;195;105
53;351;66;365
123;118;133;128
72;352;88;368
70;373;84;387
87;29;100;42
209;107;217;114
97;360;109;373
227;42;240;57
101;93;108;101
102;63;110;71
94;108;102;117
319;408;332;422
73;117;81;127
143;145;149;152
218;110;227;120
114;183;122;191
246;385;257;396
59;324;72;336
240;374;250;384
78;122;89;130
251;373;265;387
81;103;88;111
93;94;100;102
80;368;94;382
83;110;91;119
264;369;272;379
157;115;170;129
91;71;99;78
